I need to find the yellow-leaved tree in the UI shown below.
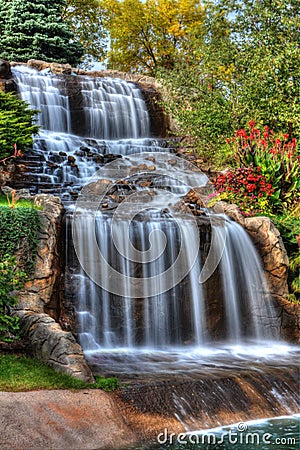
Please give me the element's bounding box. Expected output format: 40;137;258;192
100;0;205;74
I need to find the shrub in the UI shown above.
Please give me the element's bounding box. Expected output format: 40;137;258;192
0;202;41;342
271;208;300;301
225;121;299;211
212;166;274;216
0;256;27;342
0;92;39;160
0;206;40;274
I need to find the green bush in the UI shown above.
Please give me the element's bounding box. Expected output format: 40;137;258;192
225;121;299;212
0;256;27;342
0;206;40;274
0;92;39;160
0;204;40;342
271;209;300;301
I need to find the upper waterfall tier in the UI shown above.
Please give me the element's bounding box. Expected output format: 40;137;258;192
12;66;173;197
13;66;151;139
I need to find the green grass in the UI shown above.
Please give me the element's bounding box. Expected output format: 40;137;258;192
0;354;120;392
0;195;42;210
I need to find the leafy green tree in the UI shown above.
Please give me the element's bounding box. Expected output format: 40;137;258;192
0;0;84;65
100;0;205;75
224;0;300;135
63;0;107;65
0;92;39;160
159;0;300;165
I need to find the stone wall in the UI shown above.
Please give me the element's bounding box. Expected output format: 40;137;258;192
13;193;94;382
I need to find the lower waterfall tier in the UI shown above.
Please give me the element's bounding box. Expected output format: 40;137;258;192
65;207;281;353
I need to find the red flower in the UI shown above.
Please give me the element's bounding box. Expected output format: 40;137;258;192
260;139;267;147
291;138;297;147
283;134;289;140
248;120;255;128
236;129;248;138
246;184;256;192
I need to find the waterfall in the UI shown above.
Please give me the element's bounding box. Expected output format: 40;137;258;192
12;66;281;367
12;66;170;199
14;65;150;138
69;210;278;353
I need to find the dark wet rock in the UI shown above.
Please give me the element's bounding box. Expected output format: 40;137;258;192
67;155;76;164
0;59;12;79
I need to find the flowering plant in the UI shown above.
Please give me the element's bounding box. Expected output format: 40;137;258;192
212;166;274;215
224;121;299;210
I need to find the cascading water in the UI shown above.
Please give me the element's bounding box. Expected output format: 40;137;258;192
11;66;299;434
12;66;170;199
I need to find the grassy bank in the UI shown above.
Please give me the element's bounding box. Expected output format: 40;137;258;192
0;354;119;392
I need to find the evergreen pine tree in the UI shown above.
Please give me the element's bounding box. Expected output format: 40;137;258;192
0;0;84;66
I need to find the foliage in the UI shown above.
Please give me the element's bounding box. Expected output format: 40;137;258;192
212;166;274;215
100;0;205;75
271;208;300;301
0;202;40;342
0;195;42;210
220;0;300;136
0;354;120;391
0;206;41;274
63;0;107;65
159;0;300;160
224;121;300;211
0;92;39;160
0;256;27;342
0;0;84;65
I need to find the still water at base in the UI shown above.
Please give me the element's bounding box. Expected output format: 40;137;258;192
136;416;299;450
